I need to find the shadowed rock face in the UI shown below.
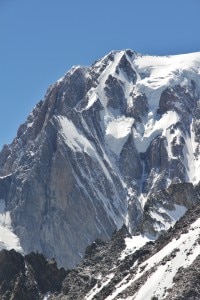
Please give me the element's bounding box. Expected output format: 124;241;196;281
0;249;67;300
0;50;200;268
127;92;148;121
116;53;137;83
105;75;127;112
159;83;196;123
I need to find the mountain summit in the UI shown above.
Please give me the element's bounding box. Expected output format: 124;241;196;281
0;50;200;267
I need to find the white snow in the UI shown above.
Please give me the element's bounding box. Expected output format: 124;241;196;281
134;52;200;109
133;110;180;153
183;121;200;184
130;52;200;181
43;293;51;300
0;174;12;179
132;217;200;299
94;51;125;109
82;50;200;182
58;116;96;155
0;199;23;252
120;234;155;260
58;115;122;186
85;88;99;109
106;217;200;300
105;117;134;155
59;116;106;173
85;51;136;157
85;273;115;300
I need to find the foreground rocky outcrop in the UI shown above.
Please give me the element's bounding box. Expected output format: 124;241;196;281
0;50;200;268
0;250;67;300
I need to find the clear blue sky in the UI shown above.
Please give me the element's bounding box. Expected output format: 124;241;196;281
0;0;200;149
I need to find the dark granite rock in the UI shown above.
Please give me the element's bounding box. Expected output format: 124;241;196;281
116;53;137;83
105;75;127;113
0;250;67;300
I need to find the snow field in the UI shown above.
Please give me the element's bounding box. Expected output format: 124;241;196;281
105;217;200;300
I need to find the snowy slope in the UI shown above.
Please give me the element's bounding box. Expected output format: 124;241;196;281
107;217;200;300
84;204;200;300
39;201;200;300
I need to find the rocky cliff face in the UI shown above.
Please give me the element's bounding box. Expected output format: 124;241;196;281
0;50;200;268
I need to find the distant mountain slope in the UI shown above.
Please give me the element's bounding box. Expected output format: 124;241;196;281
0;50;200;267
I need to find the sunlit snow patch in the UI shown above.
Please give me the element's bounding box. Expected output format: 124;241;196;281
43;293;51;300
0;199;23;252
105;117;134;155
86;273;115;300
120;234;155;260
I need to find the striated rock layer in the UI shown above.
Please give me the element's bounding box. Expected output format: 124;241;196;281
0;50;200;267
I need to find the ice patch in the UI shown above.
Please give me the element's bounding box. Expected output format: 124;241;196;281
58;116;115;184
105;117;134;155
0;199;23;252
120;234;155;260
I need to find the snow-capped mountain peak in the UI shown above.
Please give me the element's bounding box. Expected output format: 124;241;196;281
0;49;199;268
